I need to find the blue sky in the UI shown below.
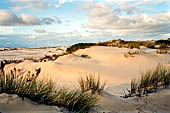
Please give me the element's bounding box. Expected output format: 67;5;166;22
0;0;170;48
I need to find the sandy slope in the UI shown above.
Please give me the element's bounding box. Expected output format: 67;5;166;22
2;46;170;112
5;46;170;91
0;93;61;113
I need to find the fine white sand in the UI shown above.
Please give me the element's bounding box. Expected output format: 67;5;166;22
1;46;170;112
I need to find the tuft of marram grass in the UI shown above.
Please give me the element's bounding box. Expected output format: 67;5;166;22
0;68;99;112
124;64;170;98
78;74;106;95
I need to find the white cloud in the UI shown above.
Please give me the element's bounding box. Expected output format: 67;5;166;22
10;0;48;11
27;35;37;39
10;0;91;11
0;27;15;34
59;0;74;4
81;2;170;38
55;17;62;24
0;10;40;26
0;10;56;26
0;26;15;34
20;14;40;25
10;0;76;10
105;0;167;5
55;0;75;8
34;29;46;33
117;0;168;14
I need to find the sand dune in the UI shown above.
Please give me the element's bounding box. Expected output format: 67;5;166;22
6;46;169;84
2;46;170;112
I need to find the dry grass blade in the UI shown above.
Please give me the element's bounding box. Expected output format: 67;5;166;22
131;79;138;94
79;74;106;95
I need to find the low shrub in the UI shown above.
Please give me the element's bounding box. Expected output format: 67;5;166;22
128;42;140;49
66;43;96;54
156;40;170;45
144;42;155;49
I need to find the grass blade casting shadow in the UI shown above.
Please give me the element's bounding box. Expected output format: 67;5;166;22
124;64;170;98
78;74;106;95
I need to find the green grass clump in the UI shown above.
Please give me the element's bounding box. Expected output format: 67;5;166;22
78;74;106;95
66;43;96;54
0;68;99;112
124;64;170;98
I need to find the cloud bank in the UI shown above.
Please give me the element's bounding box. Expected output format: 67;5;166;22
0;10;56;26
81;1;170;37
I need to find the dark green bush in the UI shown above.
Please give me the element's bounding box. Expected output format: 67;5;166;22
66;43;96;54
156;40;170;45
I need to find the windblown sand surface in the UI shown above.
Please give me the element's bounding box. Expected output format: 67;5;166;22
1;46;170;113
99;89;170;113
0;93;61;113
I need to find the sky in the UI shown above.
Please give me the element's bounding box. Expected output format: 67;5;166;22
0;0;170;48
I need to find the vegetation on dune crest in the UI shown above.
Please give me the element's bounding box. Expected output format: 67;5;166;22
127;42;140;49
66;43;97;53
98;39;170;49
156;40;170;45
124;64;170;98
0;68;99;112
